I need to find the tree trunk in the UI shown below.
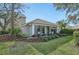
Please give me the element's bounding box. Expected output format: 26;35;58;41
3;18;7;31
11;3;15;34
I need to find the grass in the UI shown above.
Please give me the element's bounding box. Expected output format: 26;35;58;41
0;36;73;55
49;39;79;55
0;41;42;55
31;36;73;54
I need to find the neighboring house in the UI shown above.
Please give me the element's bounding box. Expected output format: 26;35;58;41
0;13;26;30
7;13;26;29
72;24;79;29
22;19;57;37
66;24;79;30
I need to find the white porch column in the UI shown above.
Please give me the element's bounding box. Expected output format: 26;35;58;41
45;26;47;35
32;24;35;35
49;27;51;34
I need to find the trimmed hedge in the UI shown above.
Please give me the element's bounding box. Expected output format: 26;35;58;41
0;30;9;35
60;29;75;35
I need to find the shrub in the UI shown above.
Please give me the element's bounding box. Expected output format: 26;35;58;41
0;30;9;35
43;38;48;42
41;37;48;42
19;33;27;37
73;31;79;46
60;29;74;35
8;28;21;35
42;36;54;42
48;36;52;40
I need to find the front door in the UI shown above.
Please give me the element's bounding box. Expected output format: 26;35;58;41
35;25;46;36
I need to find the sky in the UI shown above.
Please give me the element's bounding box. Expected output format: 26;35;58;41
23;3;66;23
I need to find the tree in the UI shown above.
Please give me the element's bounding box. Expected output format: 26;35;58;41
57;20;67;29
10;3;15;34
10;3;25;34
0;4;11;31
53;3;79;24
0;3;25;34
67;14;79;24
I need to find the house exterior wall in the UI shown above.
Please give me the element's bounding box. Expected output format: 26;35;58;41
24;25;32;37
25;24;57;36
32;24;35;35
28;25;32;36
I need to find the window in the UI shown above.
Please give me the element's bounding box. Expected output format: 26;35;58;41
37;25;40;32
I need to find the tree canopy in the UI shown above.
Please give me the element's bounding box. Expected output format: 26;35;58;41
0;3;25;34
54;3;79;24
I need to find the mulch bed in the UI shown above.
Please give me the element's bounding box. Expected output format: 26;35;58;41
0;34;43;42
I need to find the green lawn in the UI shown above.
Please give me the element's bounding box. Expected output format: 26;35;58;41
49;39;79;55
0;36;74;55
31;36;73;54
0;41;42;55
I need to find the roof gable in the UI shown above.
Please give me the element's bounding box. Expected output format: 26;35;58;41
26;19;57;27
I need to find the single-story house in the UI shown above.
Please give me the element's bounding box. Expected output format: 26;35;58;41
21;19;57;37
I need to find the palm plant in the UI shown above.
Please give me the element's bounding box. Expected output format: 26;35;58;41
57;20;67;29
